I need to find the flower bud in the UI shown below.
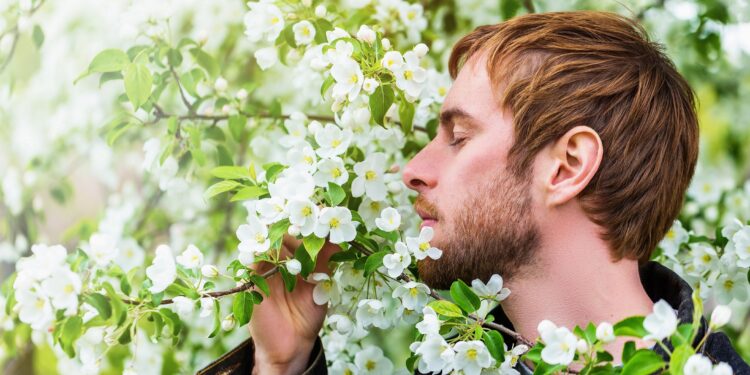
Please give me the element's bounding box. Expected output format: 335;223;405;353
381;38;391;50
222;104;231;114
576;339;588;354
287;259;302;275
236;89;248;101
221;314;236;331
288;225;301;236
362;78;379;94
214;77;228;92
710;305;731;328
201;264;219;278
595;322;615;343
196;29;209;45
413;43;429;58
302;0;312;6
315;5;326;17
356;25;376;43
387;181;403;194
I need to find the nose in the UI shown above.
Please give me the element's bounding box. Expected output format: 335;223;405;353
402;141;439;193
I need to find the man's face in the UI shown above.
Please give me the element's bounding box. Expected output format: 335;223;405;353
401;56;540;289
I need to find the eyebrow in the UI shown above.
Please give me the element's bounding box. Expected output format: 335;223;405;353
439;108;479;130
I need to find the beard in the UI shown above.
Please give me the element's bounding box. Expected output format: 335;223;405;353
415;169;540;290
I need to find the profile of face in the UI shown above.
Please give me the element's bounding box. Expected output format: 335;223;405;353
401;55;541;290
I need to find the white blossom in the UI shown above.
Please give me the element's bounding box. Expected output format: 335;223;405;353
382;241;411;278
659;220;688;258
311;273;337;305
471;274;511;302
352;152;388;201
286;259;302;275
330;56;363;101
454;340;493;375
410;333;454;374
643;300;678;341
15;289;53;330
313;157;349;187
314;206;357;244
254;46;278;70
595;322;616;343
84;233;119;267
375;206;401;232
176;244;203;269
710;305;732;328
286;198;319;237
41;268;82;315
392;281;429;311
354;346;393;375
356;299;389;328
537;320;577;366
201;264;219;278
236;216;271;254
244;2;285;42
356;25;376;43
315;123;353;158
146;245;176;293
406;227;442;260
292;20;315;45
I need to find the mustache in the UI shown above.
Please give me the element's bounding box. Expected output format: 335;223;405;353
414;195;440;220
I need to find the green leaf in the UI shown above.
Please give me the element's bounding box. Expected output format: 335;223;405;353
190;48;220;78
320;75;335;98
621;350;665;375
32;25;44;49
364;250;388;276
264;163;285;182
228;115;247;141
501;0;522;20
294;244;315;278
208;299;222;338
249;275;271;297
671;323;694;347
60;316;83;358
278;267;297;292
232;292;254;327
231;186;267;202
613;316;647;338
369;85;394;126
204;180;240;200
83;293;112;321
669;345;694;375
532;362;567;375
398;98;415;133
326;182;346;206
211;166;252;180
483;330;506;363
622;341;636;362
450;279;481;313
269;219;290;246
89;49;130;73
123;62;153;109
159;308;182;344
303;236;326;260
427;300;464;318
283;24;297;48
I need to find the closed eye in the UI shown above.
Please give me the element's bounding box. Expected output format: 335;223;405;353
449;137;467;147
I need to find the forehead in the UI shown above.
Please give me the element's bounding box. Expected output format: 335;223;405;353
442;54;505;127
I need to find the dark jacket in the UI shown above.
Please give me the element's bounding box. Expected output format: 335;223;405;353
197;262;750;374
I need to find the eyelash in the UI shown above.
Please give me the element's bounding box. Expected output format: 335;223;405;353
449;137;467;147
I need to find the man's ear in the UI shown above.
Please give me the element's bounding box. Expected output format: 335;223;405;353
543;126;603;206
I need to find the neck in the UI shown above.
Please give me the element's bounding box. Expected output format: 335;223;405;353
501;211;654;348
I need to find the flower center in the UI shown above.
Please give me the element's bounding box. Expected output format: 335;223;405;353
419;242;429;251
301;206;312;217
404;70;413;80
365;170;377;181
255;233;265;243
366;360;376;370
330;218;340;228
467;348;477;360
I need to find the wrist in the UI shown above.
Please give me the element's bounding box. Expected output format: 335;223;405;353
253;339;315;375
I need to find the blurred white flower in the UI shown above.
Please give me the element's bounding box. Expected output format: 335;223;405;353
352;152;388;201
244;2;284;42
354;346;393;375
315;123;353;158
84;233;120;267
176;244;203;269
375;207;401;232
596;322;615;343
314;157;349;187
41;268;82;315
254;46;278;70
237;216;271;254
454;340;493;375
314;206;357;244
286;259;302;275
146;245;176;293
382;241;411;278
710;305;732;328
287;198;319;236
406;227;442;260
471;274;511;302
392;281;429;311
356;299;389;328
659;220;688;258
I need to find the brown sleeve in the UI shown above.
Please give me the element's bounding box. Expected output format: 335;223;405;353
196;336;327;375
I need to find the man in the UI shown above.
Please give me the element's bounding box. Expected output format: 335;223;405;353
200;11;750;375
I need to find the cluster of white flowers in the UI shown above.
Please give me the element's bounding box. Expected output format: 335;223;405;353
658;217;750;305
13;244;81;330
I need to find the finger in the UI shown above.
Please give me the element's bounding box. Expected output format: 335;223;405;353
312;241;341;275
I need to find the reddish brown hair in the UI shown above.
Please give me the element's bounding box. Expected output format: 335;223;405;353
448;11;699;262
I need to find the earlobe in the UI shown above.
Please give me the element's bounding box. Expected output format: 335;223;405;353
546;126;603;206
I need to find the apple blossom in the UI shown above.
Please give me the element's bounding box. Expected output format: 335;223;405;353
643;299;678;341
146;244;177;293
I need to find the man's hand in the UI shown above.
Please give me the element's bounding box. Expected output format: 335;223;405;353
249;235;339;375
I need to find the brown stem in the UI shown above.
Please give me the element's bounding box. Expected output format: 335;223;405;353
522;0;536;13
